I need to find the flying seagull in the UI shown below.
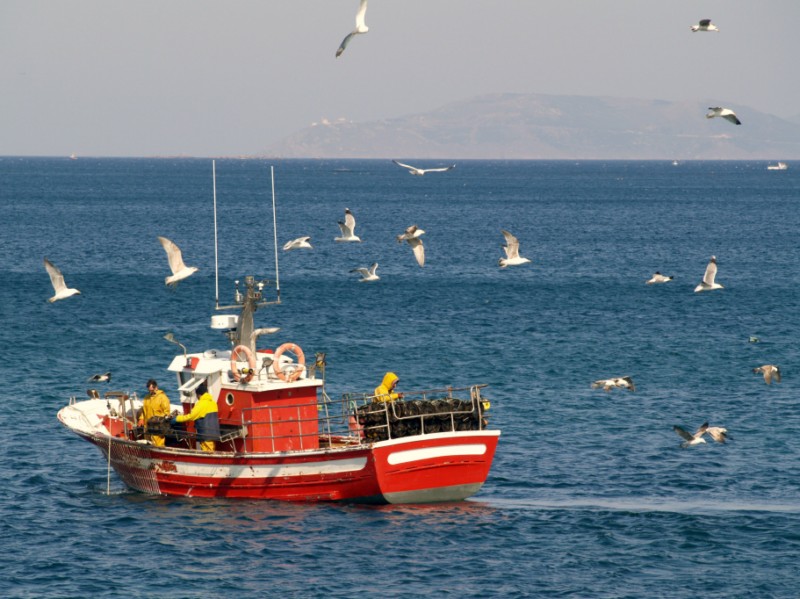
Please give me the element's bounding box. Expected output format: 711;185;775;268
157;236;199;287
283;236;313;251
87;372;111;383
591;376;636;392
335;208;361;242
674;422;709;447
396;224;426;267
691;19;719;32
43;257;81;302
706;426;731;443
646;272;673;284
392;160;456;176
694;255;723;292
499;230;531;268
336;0;369;58
351;263;379;282
706;107;741;125
753;364;781;385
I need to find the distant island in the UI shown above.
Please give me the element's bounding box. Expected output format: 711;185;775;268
263;93;800;160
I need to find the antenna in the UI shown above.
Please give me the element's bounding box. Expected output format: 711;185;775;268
213;159;219;308
271;165;281;303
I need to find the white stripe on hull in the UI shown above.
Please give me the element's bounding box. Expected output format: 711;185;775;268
387;444;487;465
163;457;368;479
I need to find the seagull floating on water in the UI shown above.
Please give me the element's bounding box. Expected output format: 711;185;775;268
753;364;781;385
674;422;709;447
392;160;456;176
691;19;719;32
646;272;673;284
396;224;426;267
694;255;723;292
283;236;313;251
706;107;741;125
591;376;635;393
336;0;368;58
351;263;379;282
498;230;531;268
158;236;199;287
87;372;111;383
44;257;81;303
335;208;361;242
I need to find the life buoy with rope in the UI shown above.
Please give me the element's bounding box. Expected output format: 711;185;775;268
230;344;257;383
272;342;305;382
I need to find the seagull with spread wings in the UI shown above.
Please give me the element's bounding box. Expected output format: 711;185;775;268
498;230;531;268
44;257;81;302
691;19;719;32
283;236;313;251
392;160;456;176
706;107;741;125
335;208;361;242
396;224;426;267
351;263;379;282
694;255;723;292
157;236;198;287
336;0;369;58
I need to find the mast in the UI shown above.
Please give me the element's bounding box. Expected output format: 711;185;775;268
213;159;220;309
271;165;281;303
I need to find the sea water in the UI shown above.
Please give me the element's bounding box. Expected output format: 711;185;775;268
1;158;799;598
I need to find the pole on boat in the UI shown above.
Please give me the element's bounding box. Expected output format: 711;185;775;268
106;435;111;495
213;159;220;309
270;165;281;303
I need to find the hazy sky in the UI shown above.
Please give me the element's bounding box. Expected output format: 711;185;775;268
2;1;798;157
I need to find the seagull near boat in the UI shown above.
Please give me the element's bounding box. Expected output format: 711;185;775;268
283;236;313;251
43;257;81;303
591;376;635;393
646;272;673;284
694;255;723;292
87;372;111;383
706;107;741;125
336;0;368;58
158;236;199;287
691;19;719;32
498;230;531;268
335;208;361;242
396;224;426;267
351;263;379;282
674;422;709;447
392;160;456;176
753;364;781;385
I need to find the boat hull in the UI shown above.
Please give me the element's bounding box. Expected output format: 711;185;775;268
76;428;500;503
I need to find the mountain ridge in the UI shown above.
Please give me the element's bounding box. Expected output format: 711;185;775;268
264;92;800;160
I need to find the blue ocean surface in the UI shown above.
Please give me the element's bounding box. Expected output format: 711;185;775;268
2;157;800;598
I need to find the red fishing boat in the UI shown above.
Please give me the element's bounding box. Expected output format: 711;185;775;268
58;276;498;503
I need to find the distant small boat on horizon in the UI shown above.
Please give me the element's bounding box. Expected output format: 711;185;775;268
672;160;679;166
69;153;77;160
767;162;788;171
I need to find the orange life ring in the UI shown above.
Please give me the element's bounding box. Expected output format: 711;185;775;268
230;344;257;383
272;342;305;382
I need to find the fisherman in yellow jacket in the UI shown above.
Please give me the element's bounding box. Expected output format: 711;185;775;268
374;372;403;403
174;381;219;452
138;379;171;446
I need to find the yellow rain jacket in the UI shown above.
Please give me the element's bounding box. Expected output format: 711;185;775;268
176;392;219;452
374;372;400;403
139;389;171;447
